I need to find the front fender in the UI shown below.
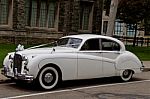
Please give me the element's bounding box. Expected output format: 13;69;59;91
28;53;77;81
38;57;77;81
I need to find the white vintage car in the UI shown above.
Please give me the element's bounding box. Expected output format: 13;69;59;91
2;34;144;90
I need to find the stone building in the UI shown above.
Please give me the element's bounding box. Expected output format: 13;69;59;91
0;0;103;44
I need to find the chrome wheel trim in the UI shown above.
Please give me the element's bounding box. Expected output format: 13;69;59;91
39;67;59;90
121;70;133;81
44;73;53;83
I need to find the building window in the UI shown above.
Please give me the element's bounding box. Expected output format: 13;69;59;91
31;0;37;27
81;6;90;30
104;0;111;16
80;2;93;31
0;0;9;25
127;24;135;37
25;0;30;26
39;1;47;27
103;21;108;35
115;20;123;36
25;0;58;29
48;2;55;28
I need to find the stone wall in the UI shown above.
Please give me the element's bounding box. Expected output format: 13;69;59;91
13;0;25;30
0;0;103;44
92;0;103;35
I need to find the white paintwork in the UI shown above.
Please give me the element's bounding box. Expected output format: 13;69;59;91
77;51;103;79
2;34;143;89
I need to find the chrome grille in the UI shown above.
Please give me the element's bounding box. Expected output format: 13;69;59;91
13;54;22;73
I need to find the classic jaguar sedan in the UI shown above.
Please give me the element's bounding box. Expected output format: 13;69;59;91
2;34;144;90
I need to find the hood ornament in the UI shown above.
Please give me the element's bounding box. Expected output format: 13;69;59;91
16;44;24;52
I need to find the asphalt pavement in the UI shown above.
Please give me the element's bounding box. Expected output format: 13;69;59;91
0;61;149;99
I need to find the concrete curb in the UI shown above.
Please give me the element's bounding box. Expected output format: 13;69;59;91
0;69;9;84
143;68;150;72
0;79;12;84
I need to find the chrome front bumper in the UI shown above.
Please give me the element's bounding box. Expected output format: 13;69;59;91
1;67;34;82
16;74;34;81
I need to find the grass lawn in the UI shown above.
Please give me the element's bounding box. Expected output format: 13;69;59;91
126;46;150;61
0;44;17;68
0;44;150;68
0;44;32;68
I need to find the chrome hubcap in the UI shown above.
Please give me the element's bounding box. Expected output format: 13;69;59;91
123;70;129;76
44;73;53;83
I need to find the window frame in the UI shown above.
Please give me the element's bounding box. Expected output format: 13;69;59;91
79;1;94;33
25;0;59;31
80;38;101;51
114;20;124;36
103;21;108;35
0;0;13;29
101;38;121;51
126;24;136;37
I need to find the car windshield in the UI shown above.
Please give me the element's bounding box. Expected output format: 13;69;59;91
57;37;82;48
27;37;82;49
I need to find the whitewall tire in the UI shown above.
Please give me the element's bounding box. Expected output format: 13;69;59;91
38;67;59;90
120;70;133;82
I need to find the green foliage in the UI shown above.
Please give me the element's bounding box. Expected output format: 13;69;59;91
117;0;150;24
117;0;150;46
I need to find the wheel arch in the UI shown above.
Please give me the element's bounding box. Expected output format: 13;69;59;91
116;51;142;70
119;69;134;82
119;69;135;76
116;60;141;77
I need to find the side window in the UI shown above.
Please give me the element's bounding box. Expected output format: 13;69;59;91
81;39;100;50
101;39;120;51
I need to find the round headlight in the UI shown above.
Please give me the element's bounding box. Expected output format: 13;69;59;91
22;55;28;61
22;55;28;65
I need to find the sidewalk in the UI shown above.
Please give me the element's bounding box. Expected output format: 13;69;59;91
0;68;11;84
0;61;150;83
142;61;150;67
142;61;150;72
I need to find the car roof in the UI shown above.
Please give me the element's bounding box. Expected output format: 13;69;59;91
62;34;126;51
63;34;118;41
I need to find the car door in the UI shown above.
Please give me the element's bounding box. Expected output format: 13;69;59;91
101;38;121;77
77;38;103;79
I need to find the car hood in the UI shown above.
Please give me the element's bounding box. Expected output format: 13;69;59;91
15;47;77;55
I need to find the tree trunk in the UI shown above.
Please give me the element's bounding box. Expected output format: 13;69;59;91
106;0;119;36
133;24;137;47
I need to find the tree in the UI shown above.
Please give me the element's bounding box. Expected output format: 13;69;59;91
106;0;119;36
144;0;150;35
117;0;150;46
